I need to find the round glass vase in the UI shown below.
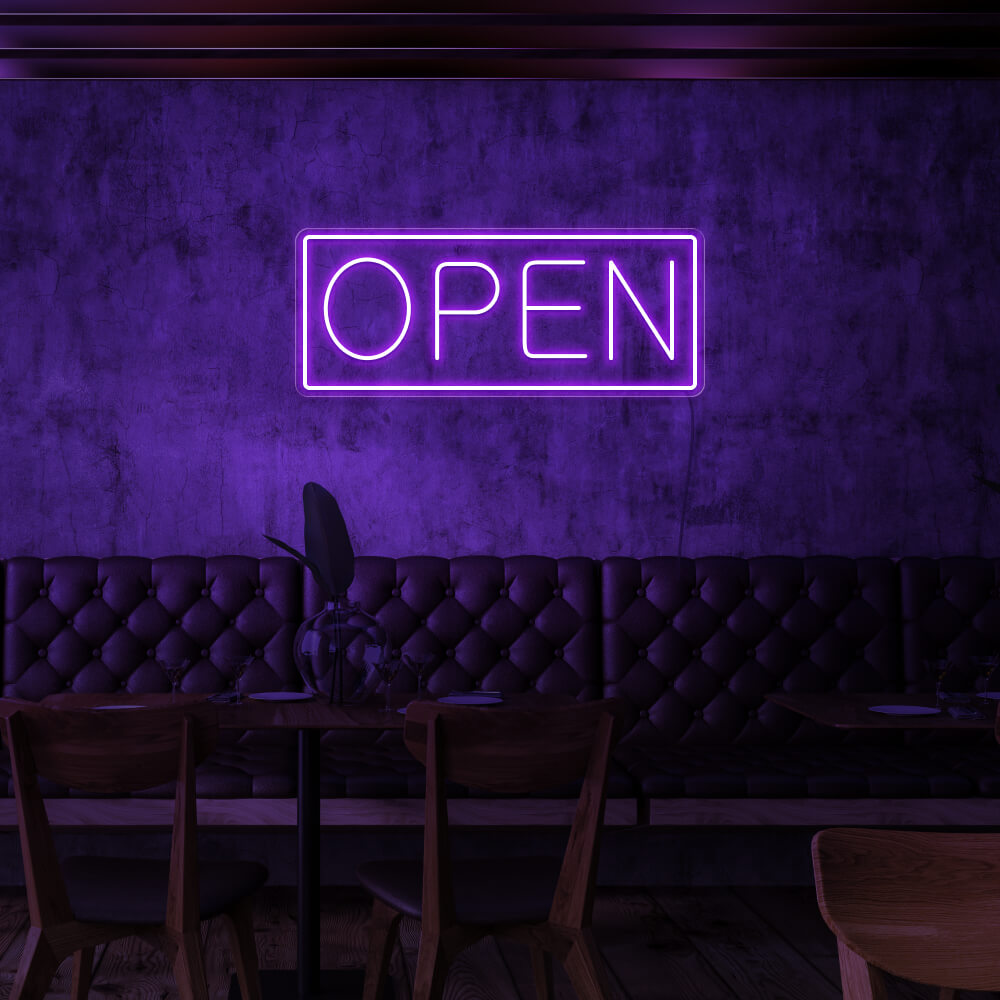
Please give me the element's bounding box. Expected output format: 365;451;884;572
293;599;388;704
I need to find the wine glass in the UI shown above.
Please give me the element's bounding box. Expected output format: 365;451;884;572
229;655;254;704
158;657;192;702
364;643;399;713
972;654;1000;714
403;652;436;700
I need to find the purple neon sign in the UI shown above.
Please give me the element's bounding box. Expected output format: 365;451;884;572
297;230;704;396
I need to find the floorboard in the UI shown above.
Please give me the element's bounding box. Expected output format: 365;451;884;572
0;884;997;999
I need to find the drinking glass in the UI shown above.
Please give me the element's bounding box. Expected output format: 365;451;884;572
158;657;192;702
934;659;982;717
229;655;254;704
972;654;1000;715
365;643;399;712
403;652;436;700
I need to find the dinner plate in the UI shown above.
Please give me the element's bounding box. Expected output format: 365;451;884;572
247;692;313;702
93;704;146;710
437;694;503;706
868;704;940;716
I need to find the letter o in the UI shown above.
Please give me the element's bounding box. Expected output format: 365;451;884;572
323;257;411;361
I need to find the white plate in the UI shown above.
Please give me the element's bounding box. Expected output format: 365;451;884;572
437;694;503;706
93;704;146;710
247;692;313;702
868;704;940;716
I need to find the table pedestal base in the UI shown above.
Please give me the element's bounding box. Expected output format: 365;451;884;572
229;969;394;1000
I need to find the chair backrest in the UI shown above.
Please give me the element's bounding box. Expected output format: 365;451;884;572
403;698;625;931
1;703;219;932
4;703;218;793
813;827;1000;992
403;698;625;793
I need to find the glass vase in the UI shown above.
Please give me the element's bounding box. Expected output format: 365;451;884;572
294;599;389;704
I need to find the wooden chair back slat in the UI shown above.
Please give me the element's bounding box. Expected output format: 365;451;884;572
403;699;625;793
9;704;218;793
813;827;1000;992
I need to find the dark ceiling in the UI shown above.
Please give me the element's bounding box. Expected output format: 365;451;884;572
2;3;1000;79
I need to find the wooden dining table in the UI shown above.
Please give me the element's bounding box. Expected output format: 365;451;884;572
765;689;1000;731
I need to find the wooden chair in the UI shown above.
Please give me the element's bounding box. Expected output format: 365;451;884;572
812;826;1000;999
2;703;268;1000
357;698;625;1000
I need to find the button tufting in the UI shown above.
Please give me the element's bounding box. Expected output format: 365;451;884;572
773;618;781;627
229;619;236;626
552;588;562;597
500;648;509;658
445;588;454;597
640;708;649;717
93;588;102;597
528;618;535;626
693;709;703;718
499;588;508;597
691;588;700;597
445;648;455;658
853;588;862;597
748;709;757;718
555;649;564;658
121;618;128;626
175;619;182;626
254;648;264;658
392;649;401;658
665;617;674;627
201;649;209;658
636;588;645;597
692;648;701;657
201;588;210;597
745;588;753;597
147;588;156;597
146;649;155;658
664;679;673;687
799;588;808;597
255;588;264;597
747;649;756;657
66;680;72;688
936;588;944;597
473;618;481;626
38;587;47;597
420;619;427;626
92;649;101;658
66;619;73;626
638;649;647;658
38;649;46;658
120;681;127;689
391;588;400;597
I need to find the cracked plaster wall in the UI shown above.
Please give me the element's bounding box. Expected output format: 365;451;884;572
0;80;997;558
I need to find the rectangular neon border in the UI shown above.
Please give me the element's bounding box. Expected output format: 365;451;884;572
298;231;703;396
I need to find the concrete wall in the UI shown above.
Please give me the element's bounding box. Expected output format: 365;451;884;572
1;80;997;559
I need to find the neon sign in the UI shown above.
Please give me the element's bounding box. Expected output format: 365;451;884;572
298;230;704;396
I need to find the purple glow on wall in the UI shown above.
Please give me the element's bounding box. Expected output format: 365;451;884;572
298;231;703;396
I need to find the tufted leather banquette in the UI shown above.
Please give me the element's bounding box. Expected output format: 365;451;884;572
1;554;998;821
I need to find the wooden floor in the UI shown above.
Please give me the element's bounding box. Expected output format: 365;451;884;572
0;884;997;1000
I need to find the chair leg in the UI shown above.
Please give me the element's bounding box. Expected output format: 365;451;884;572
412;928;449;1000
529;944;553;1000
71;946;95;1000
837;940;887;1000
364;898;402;1000
171;928;212;1000
221;899;263;1000
11;927;60;1000
561;928;615;1000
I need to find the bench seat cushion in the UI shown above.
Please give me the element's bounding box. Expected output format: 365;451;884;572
614;742;976;798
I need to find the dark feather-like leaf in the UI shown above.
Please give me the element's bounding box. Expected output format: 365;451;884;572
263;534;333;601
974;474;1000;495
302;482;355;596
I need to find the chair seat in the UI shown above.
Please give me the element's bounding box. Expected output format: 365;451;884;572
62;856;269;924
357;856;561;924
